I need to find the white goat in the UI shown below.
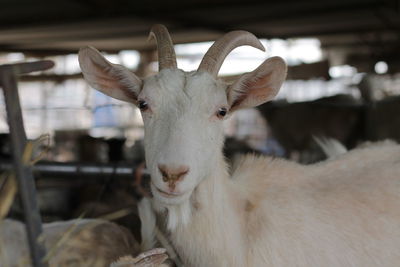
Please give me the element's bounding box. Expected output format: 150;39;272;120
79;25;400;267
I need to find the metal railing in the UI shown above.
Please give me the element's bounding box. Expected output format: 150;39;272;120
0;61;54;267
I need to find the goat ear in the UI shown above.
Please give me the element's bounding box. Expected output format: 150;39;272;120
227;57;287;112
78;46;142;104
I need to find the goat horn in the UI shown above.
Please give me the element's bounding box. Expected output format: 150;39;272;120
197;31;265;77
148;24;177;70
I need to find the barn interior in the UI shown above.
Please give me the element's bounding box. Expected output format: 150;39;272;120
0;0;399;265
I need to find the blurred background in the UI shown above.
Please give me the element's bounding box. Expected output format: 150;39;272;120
0;0;399;231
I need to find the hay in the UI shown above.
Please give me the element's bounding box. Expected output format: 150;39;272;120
40;213;86;263
0;173;17;220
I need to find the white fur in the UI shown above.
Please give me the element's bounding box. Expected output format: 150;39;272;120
138;198;157;251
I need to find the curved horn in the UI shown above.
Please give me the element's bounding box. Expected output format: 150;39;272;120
148;24;177;70
198;31;265;77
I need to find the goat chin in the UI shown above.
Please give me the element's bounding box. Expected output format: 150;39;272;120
151;186;193;207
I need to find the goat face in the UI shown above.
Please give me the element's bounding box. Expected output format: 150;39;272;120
140;69;228;205
78;25;287;207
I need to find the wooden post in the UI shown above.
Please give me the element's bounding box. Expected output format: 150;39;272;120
0;60;54;267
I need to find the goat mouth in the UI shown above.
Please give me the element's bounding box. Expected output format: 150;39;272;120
152;183;182;198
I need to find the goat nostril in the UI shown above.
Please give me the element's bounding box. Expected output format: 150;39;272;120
158;164;169;179
179;168;189;178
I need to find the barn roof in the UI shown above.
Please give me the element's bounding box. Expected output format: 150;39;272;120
0;0;398;56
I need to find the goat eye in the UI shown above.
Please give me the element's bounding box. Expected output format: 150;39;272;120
138;100;148;111
217;107;227;118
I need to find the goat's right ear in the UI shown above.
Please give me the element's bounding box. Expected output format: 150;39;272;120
78;46;142;104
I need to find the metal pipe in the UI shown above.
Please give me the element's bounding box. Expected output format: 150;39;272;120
0;161;143;179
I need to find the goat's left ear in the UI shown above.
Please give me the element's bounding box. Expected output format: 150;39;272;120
78;46;142;104
227;56;287;112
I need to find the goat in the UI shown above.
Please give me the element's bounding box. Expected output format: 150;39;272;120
258;94;400;163
258;94;363;163
79;24;400;267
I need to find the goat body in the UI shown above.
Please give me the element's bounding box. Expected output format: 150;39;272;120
153;143;400;267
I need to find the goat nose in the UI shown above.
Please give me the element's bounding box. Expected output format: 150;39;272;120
158;164;189;186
